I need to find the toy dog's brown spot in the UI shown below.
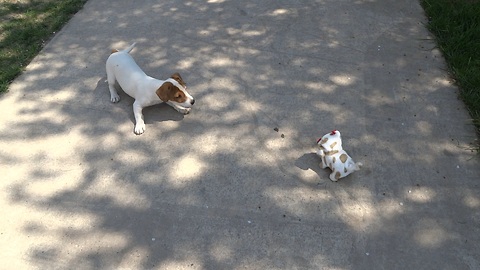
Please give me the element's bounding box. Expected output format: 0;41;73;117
340;154;348;163
335;172;341;179
320;138;328;144
330;142;337;149
325;150;339;156
332;156;336;163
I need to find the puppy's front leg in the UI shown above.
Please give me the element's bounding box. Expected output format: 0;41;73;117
167;101;191;114
133;100;146;135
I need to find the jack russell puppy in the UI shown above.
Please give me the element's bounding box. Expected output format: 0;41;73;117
106;42;195;134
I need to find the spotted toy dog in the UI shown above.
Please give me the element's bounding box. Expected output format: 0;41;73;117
316;130;362;181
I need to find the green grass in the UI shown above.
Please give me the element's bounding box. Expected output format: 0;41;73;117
421;0;480;149
0;0;87;93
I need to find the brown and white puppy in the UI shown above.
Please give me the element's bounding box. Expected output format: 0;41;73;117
106;42;195;134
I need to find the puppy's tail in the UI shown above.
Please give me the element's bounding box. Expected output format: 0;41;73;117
122;42;137;53
111;42;137;54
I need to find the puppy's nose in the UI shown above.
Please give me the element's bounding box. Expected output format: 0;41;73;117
191;99;195;105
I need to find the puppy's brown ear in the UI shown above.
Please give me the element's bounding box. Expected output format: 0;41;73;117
170;72;186;87
156;82;175;102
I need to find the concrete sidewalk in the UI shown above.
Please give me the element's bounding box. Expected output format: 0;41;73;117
1;0;479;269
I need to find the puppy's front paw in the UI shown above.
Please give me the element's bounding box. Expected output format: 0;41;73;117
181;108;191;115
111;94;120;103
134;123;145;135
174;106;191;114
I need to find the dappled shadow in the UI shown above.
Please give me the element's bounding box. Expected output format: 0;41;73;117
1;0;479;269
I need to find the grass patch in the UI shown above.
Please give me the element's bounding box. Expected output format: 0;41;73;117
421;0;480;150
0;0;87;93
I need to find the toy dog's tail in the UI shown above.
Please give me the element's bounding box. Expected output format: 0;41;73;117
354;162;363;171
345;161;362;174
111;42;137;54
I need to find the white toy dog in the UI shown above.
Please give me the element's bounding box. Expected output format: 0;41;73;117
316;130;362;181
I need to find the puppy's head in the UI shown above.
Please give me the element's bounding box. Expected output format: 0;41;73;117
317;130;343;151
156;73;195;107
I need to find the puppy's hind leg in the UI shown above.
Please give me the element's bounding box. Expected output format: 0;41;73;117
106;68;120;103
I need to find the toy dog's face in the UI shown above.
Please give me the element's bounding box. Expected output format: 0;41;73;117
317;130;343;152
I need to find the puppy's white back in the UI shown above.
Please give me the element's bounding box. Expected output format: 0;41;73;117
106;52;147;99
